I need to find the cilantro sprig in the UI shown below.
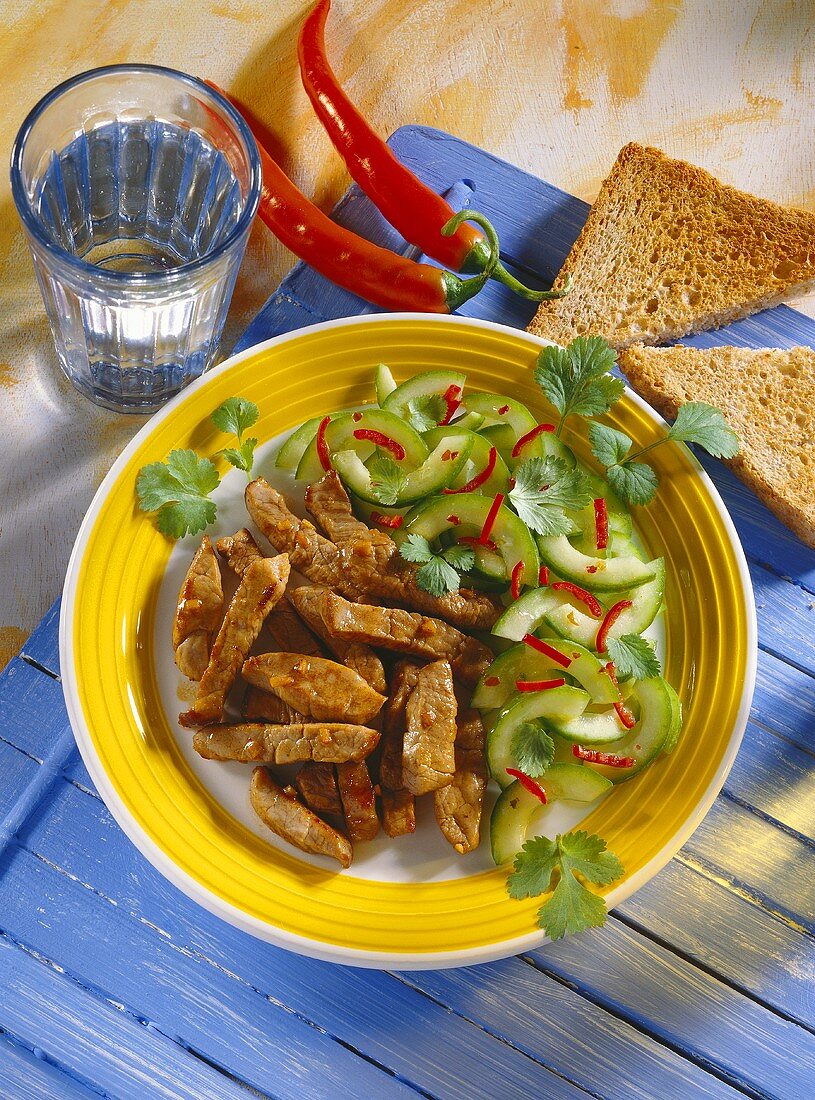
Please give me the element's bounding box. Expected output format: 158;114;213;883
136;397;259;538
508;456;591;535
508;830;624;939
367;453;408;506
511;722;555;777
407;394;446;433
606;633;661;680
588;402;739;506
534;337;625;436
398;533;475;596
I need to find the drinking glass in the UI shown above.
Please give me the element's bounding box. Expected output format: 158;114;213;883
11;65;262;412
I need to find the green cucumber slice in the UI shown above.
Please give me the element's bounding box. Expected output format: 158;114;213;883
451;410;485;431
381;369;466;418
333;434;473;506
510;429;576;471
473;639;619;709
374;363;397;405
661;681;684;754
423;426;510;497
547;706;633;745
275;416;325;471
493;587;575;641
574;677;673;782
486;686;590;787
478;423;516;465
296;408;428;482
404;491;539;587
543;559;666;648
490;764;612;865
537;535;658;591
464;393;537;436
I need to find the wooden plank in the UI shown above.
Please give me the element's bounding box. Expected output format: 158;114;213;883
0;836;587;1100
723;719;815;839
0;655;73;763
0;935;261;1100
0;1033;102;1100
750;559;815;674
752;649;815;749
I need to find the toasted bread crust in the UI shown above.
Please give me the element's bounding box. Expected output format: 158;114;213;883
529;143;815;348
618;343;815;548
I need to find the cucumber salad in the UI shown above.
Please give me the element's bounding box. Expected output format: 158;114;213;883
271;336;738;937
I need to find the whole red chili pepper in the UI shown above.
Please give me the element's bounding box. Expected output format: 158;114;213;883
297;0;571;302
208;83;499;313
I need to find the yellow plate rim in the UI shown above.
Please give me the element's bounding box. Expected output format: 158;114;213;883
59;312;758;969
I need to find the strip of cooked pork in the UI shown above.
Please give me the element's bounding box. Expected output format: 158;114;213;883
242;685;305;725
288;585;387;694
381;789;416;838
242;653;386;724
403;660;458;795
193;721;379;764
294;761;344;817
245;478;344;589
433;708;487;854
319;590;492;686
173;535;224;680
250;767;352;868
179;554;290;727
379;661;421;792
336;761;379;842
305;472;501;630
215;527;264;576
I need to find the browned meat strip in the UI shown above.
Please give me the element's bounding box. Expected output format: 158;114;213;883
215;527;263;576
336;761;379;842
433;708;487;854
305;473;501;630
180;554;290;727
242;686;304;725
242;653;386;724
288;586;386;694
245;478;344;589
319;590;491;686
266;596;326;656
379;660;422;792
173;535;224;680
403;660;458;795
193;721;379;764
250;767;351;868
294;761;343;817
381;789;416;838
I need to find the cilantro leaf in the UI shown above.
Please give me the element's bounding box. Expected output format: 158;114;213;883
220;437;258;475
416;556;461;597
511;721;555;777
136;449;221;539
442;544;475;572
535;337;624;429
509;457;588;534
589;422;632;467
607;461;659;506
507;830;624;940
606;634;661;680
407;394;446;433
398;533;434;564
668;402;740;458
211;397;259;440
367;453;408;506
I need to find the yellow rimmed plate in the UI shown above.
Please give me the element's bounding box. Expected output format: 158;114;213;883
60;314;757;968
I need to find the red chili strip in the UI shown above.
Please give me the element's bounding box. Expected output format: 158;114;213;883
505;768;548;804
479;492;504;545
484;676;500;687
444;445;497;494
522;634;572;668
551;581;603;618
595;599;633;653
516;677;566;692
316;415;332;471
614;701;638;729
353;428;406;461
511;422;556;459
604;661;622;695
370;512;403;529
511;560;524;600
572;745;635;768
539;565;550;586
458;534;499;553
594;497;609;551
439;384;462;425
497;404;510;415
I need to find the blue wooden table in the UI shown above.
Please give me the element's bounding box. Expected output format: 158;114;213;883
2;126;814;1100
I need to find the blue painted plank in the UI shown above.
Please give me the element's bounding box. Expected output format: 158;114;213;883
723;719;815;840
0;1033;102;1100
19;599;61;679
750;559;815;673
0;656;78;766
753;649;815;749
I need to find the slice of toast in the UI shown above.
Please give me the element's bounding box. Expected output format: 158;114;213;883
528;143;815;349
617;343;815;547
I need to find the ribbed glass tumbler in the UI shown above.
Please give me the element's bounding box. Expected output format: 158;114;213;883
11;65;261;412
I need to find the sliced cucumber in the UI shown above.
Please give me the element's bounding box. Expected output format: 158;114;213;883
296;408;428;482
464;393;537;437
547;707;633;745
537;535;658;592
404;492;540;588
451;410;485;431
423;426;510;497
486;686;590;787
374;363;397;405
381;369;466;418
275;416;326;471
543;560;666;649
661;681;684;754
473;639;619;709
333;434;473;506
490;764;612;865
493;587;574;642
478;423;517;466
510;429;576;471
